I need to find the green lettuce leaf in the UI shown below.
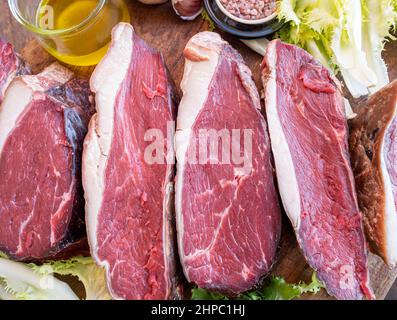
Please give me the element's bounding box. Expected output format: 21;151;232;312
191;288;230;300
277;0;300;25
362;0;397;93
191;273;325;300
0;256;110;300
31;256;111;300
0;257;78;300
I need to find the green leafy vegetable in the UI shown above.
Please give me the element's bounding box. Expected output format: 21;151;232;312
0;256;110;300
362;0;397;93
277;0;397;98
191;288;230;300
191;273;325;300
201;10;215;31
31;256;111;300
0;257;78;300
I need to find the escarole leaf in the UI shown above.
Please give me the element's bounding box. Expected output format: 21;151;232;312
276;0;397;97
277;0;300;25
191;288;230;300
31;256;111;300
240;273;324;300
331;0;378;97
242;38;270;56
0;278;16;300
0;256;110;300
304;1;340;34
277;1;338;71
0;258;78;300
191;273;325;300
305;38;333;70
362;0;397;93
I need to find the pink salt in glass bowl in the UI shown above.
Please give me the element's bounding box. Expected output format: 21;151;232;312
204;0;285;39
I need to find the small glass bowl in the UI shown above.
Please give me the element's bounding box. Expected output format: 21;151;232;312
204;0;285;39
8;0;130;66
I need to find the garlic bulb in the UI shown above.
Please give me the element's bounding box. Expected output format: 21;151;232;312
172;0;203;20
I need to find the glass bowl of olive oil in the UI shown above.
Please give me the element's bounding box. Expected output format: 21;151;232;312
8;0;130;66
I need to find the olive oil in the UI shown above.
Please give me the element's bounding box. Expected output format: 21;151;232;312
37;0;130;66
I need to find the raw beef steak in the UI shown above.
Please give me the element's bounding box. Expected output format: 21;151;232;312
0;39;30;104
83;23;179;300
261;40;373;300
0;63;93;261
175;32;282;295
349;80;397;266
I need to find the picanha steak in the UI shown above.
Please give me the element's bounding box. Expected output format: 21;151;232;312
349;79;397;266
0;63;93;261
175;32;282;295
83;23;179;300
0;39;30;104
261;40;373;300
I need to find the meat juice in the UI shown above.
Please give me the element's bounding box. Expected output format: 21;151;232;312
36;0;130;66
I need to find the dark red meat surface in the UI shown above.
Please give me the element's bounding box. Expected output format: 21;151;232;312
179;35;281;295
262;40;373;300
0;77;92;261
95;33;178;300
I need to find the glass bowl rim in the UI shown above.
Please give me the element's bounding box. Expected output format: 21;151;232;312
214;0;277;25
204;0;285;39
7;0;107;36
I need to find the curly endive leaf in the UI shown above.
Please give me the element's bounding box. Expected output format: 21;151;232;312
0;258;78;300
31;256;111;300
191;273;325;300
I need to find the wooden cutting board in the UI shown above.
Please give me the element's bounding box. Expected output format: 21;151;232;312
2;0;397;300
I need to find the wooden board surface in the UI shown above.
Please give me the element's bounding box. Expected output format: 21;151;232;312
1;0;397;300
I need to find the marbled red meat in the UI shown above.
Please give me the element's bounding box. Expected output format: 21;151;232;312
175;32;281;295
0;63;93;261
262;40;373;300
0;39;30;103
83;23;179;300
